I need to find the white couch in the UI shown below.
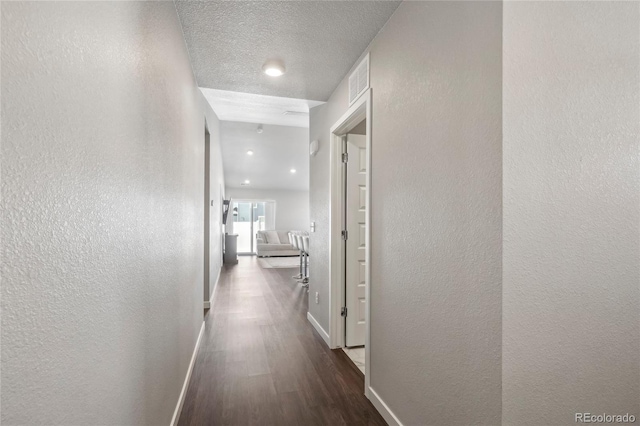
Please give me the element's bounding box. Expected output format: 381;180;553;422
256;230;300;257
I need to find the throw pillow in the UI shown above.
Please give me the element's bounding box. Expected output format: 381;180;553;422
264;230;281;244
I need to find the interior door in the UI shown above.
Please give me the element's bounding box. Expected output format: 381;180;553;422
345;133;367;347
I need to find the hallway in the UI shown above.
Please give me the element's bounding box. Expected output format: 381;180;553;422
177;257;386;425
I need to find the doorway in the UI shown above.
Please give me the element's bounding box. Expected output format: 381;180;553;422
328;89;371;393
232;201;266;254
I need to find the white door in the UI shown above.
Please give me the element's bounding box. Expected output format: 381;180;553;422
345;133;367;347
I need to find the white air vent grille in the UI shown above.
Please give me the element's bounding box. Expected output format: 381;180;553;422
349;54;369;105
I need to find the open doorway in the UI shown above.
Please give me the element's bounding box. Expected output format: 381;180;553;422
328;89;371;393
231;200;268;254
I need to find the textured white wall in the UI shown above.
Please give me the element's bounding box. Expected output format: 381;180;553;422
226;187;310;231
309;77;350;330
503;2;640;424
310;2;503;424
203;97;225;303
1;2;218;424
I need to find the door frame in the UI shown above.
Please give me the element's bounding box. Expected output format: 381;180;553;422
204;119;211;310
328;89;372;394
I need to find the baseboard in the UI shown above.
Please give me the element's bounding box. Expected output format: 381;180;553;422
203;267;222;309
367;386;403;426
170;321;205;426
306;311;330;347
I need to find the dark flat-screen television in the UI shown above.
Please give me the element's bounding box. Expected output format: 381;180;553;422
222;199;231;225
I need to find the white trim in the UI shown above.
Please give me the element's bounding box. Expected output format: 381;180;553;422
364;94;372;393
328;129;346;349
328;89;373;393
170;321;205;426
307;311;330;347
367;387;403;426
204;267;221;309
329;90;370;349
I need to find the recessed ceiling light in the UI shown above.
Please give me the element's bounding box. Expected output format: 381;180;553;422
262;59;285;77
244;179;250;184
290;169;296;174
247;150;254;156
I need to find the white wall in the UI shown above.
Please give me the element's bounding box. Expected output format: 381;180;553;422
1;2;221;424
225;187;309;231
503;2;640;424
310;2;639;425
309;2;503;424
203;96;225;303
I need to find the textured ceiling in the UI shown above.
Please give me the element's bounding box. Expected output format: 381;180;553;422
221;121;309;190
175;1;401;101
201;88;323;128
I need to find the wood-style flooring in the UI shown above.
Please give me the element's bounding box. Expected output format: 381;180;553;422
178;256;386;426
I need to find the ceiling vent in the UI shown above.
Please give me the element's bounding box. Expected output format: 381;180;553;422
349;53;369;106
283;110;308;116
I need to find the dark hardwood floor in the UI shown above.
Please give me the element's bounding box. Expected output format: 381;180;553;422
178;256;386;426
